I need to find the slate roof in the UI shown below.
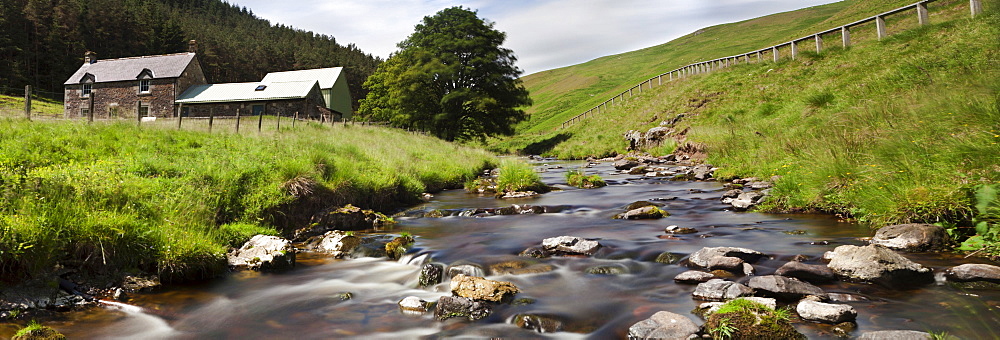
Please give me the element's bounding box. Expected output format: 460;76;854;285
261;67;344;90
64;53;196;85
175;80;320;104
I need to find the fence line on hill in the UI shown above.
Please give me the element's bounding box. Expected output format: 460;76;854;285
558;0;984;129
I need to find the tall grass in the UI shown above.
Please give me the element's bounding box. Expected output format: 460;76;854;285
498;4;999;239
0;120;495;281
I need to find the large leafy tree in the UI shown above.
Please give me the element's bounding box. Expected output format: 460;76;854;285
359;7;531;141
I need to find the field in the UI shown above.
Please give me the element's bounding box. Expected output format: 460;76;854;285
0;118;495;281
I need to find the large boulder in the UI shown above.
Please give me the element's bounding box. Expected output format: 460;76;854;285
541;236;601;256
615;206;669;220
297;204;394;240
870;223;950;252
730;191;765;211
775;261;836;283
747;275;825;301
796;296;857;323
450;274;519;302
311;231;361;258
227;235;296;271
704;299;805;339
693;279;753;301
418;263;444;288
674;270;716;284
434;296;491;321
691;164;714;180
688;247;767;268
627;311;700;340
826;245;933;287
944;263;1000;283
707;256;745;271
614;158;640;170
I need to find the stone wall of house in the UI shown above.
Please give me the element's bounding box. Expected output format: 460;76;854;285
64;78;177;119
177;58;207;97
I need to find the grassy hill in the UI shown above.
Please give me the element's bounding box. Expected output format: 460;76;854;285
491;0;999;250
0;119;494;281
515;0;955;134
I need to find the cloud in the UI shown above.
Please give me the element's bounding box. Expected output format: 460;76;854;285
227;0;840;74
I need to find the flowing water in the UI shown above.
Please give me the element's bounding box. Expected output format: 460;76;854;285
5;160;999;339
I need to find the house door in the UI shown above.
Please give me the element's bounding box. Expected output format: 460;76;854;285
252;105;265;116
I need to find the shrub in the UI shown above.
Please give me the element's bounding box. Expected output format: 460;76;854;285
565;169;607;188
494;159;548;194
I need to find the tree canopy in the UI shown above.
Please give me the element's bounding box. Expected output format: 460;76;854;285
359;7;531;141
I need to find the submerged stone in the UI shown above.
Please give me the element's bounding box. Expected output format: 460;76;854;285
434;296;491;321
450;274;519;302
627;311;700;340
513;313;564;333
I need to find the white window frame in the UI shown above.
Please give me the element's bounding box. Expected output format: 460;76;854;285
80;107;90;118
139;79;151;94
139;102;150;117
81;83;92;98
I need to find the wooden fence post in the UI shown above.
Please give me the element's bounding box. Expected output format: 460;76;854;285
24;85;31;120
235;109;241;133
876;15;887;40
208;107;214;133
258;106;264;132
293;111;298;128
176;103;183;130
842;26;852;47
815;34;823;53
136;100;141;126
88;95;94;123
971;0;983;17
917;2;929;25
276;111;281;132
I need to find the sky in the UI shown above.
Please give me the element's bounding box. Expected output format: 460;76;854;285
226;0;842;75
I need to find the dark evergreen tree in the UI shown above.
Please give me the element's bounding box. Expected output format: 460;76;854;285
359;7;531;141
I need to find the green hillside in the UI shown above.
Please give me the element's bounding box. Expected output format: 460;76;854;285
516;0;953;133
0;120;494;281
491;0;999;248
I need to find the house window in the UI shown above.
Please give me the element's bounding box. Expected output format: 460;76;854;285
139;79;151;94
80;107;90;118
81;83;92;97
139;103;150;117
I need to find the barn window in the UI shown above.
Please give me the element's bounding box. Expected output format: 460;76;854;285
139;79;151;94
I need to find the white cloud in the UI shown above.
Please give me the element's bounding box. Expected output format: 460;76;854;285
227;0;840;74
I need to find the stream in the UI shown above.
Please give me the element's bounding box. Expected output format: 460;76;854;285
5;159;999;339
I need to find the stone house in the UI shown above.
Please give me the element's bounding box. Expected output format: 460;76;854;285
63;41;206;119
174;80;332;119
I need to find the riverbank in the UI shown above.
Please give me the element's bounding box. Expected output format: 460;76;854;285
489;8;1000;254
0;119;495;294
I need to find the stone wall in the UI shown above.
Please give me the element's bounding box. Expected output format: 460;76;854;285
65;79;177;119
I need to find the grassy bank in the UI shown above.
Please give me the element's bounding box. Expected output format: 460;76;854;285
0;119;495;281
495;4;999;251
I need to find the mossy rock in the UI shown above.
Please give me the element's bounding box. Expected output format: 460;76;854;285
704;299;804;340
12;322;66;340
385;235;414;260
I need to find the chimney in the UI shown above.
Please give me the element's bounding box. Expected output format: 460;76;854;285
84;51;97;64
188;40;198;54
